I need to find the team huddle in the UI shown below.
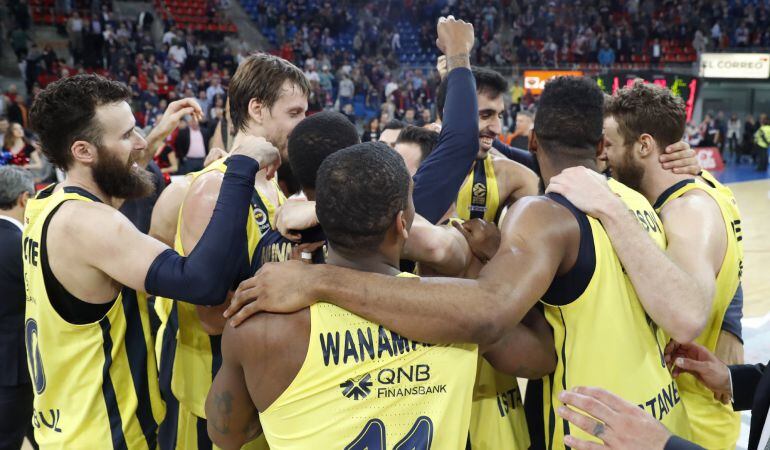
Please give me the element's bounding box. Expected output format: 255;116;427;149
19;16;745;450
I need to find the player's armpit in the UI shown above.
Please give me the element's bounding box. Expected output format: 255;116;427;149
149;179;190;246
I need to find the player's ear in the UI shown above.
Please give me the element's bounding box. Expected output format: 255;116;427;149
638;134;655;158
595;135;605;159
528;132;538;154
248;98;264;126
395;210;409;240
70;140;97;165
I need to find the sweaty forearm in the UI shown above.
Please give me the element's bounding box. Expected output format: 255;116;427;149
313;265;504;345
599;205;706;342
144;155;258;304
413;68;478;223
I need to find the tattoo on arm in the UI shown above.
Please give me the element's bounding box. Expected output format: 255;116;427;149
212;391;233;435
446;53;470;70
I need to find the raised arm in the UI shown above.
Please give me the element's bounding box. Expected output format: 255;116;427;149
142;98;203;168
412;18;478;223
228;197;573;347
546;167;715;343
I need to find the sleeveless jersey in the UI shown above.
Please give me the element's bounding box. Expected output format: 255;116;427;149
23;185;164;449
260;273;478;449
155;158;278;449
468;358;529;450
654;178;743;449
456;155;501;223
541;179;690;450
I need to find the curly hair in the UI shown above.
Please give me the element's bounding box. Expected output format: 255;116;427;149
287;111;361;190
316;141;410;253
605;81;686;151
29;74;131;170
534;76;605;155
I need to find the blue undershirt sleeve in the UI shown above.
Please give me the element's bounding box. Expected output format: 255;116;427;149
144;155;259;305
492;139;536;171
412;67;478;224
720;282;744;343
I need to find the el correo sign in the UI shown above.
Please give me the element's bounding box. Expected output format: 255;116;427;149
699;53;770;79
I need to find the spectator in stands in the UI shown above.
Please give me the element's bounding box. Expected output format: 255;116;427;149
0;117;8;144
598;40;615;66
5;95;26;129
342;103;356;124
206;76;225;104
338;75;354;109
209;95;225;123
175;116;211;174
10;27;30;61
361;118;380;142
168;39;187;70
700;113;719;147
755;114;770;172
727;114;742;163
743;114;759;163
650;38;661;66
1;123;38;170
511;110;533;149
196;89;211;121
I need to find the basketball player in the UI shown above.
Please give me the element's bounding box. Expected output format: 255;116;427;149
435;68;539;223
546;82;743;449
227;77;695;450
22;74;278;449
207;141;555;449
154;53;310;450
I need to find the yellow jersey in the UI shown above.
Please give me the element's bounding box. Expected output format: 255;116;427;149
155;158;280;450
260;274;478;449
23;185;164;449
468;358;529;450
654;178;743;449
541;179;690;450
456;155;501;223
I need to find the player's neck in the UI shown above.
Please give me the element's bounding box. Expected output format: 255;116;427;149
543;158;598;189
326;246;402;277
640;164;693;206
59;169;124;209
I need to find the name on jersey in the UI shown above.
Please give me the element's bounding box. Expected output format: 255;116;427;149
23;236;40;267
320;326;431;366
32;408;62;433
637;380;681;421
631;208;662;234
497;385;523;418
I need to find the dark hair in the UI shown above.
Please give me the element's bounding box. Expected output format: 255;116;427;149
605;81;687;150
288;111;361;190
534;76;604;156
228;53;310;133
436;67;508;120
29;74;131;170
316;141;410;253
395;126;439;163
382;119;407;131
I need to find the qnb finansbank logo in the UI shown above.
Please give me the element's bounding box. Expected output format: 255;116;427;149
340;373;373;400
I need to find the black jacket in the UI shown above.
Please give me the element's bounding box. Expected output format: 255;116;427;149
0;218;30;386
175;126;211;160
665;362;769;450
